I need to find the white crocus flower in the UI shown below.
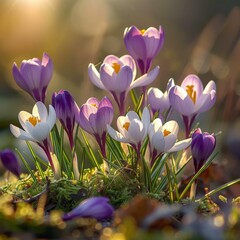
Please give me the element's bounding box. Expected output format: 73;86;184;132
148;118;192;165
107;107;150;150
10;101;56;143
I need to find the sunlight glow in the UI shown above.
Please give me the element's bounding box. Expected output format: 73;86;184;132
13;0;51;7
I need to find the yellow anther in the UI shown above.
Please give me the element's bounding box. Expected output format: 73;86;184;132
28;116;40;126
163;129;171;137
123;122;130;131
112;62;121;74
185;85;196;104
91;103;98;108
140;29;146;35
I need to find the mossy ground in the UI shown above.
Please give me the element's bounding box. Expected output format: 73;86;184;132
0;169;239;240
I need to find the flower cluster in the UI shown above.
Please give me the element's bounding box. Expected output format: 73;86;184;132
0;25;219;220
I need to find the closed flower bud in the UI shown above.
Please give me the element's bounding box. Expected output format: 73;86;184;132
0;149;21;177
12;53;53;103
52;90;79;149
191;128;216;173
62;197;114;221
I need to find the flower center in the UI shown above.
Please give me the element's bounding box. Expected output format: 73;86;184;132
91;103;98;108
123;122;130;131
185;85;196;104
28;116;41;126
140;29;146;35
163;129;171;137
112;62;121;74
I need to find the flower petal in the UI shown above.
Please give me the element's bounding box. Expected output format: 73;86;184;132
181;74;203;99
12;63;29;91
78;104;97;134
128;119;145;143
129;66;160;90
126;111;140;121
169;86;195;116
20;61;41;90
117;116;129;137
10;124;35;141
107;125;129;143
103;55;121;65
120;55;136;79
32;101;48;121
144;26;164;59
18;111;32;132
88;63;106;90
96;107;113;135
115;66;133;92
162;120;179;136
86;97;100;107
141;107;150;134
30;122;50;142
167;138;192;152
47;105;56;130
40;52;53;87
124;26;147;60
150;131;165;153
163;134;177;152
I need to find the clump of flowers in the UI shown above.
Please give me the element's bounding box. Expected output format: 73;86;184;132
1;24;239;225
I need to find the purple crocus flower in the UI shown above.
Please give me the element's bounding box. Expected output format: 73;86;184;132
78;97;113;160
12;53;53;103
169;75;216;137
88;55;159;115
52;90;79;149
0;149;21;177
62;197;114;221
191;128;216;173
124;26;164;75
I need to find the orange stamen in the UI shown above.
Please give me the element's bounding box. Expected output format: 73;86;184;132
140;29;146;35
123;122;130;131
28;116;40;126
185;85;196;104
112;62;121;74
163;129;171;137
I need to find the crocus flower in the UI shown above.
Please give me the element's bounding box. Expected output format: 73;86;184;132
191;128;216;173
0;149;21;177
107;107;150;157
12;53;53;103
10;101;57;173
169;74;216;137
148;118;192;166
10;101;56;143
52;90;79;149
88;55;159;115
124;26;164;75
62;197;114;221
78;97;113;162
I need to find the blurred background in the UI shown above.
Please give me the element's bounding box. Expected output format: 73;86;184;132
0;0;239;185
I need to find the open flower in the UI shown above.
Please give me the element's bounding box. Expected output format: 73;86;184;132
107;107;150;154
0;149;21;178
10;101;57;173
124;26;164;74
148;118;192;166
52;90;79;149
191;128;216;173
169;74;216;137
10;101;56;143
88;55;159;115
12;53;53;103
62;197;114;221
